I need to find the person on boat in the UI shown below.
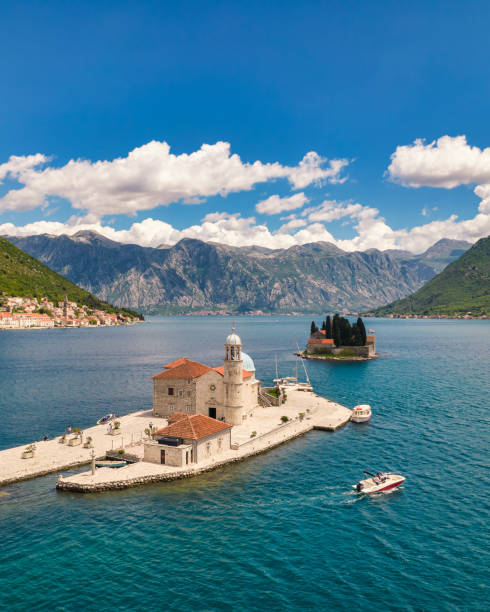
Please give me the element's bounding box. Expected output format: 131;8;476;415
374;475;380;484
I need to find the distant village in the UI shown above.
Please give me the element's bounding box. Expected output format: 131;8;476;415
0;295;137;329
364;312;488;320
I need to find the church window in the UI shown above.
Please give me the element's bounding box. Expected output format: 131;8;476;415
168;387;174;396
230;347;235;359
206;442;211;455
169;404;174;412
178;389;184;397
186;390;191;397
210;384;216;391
185;404;191;412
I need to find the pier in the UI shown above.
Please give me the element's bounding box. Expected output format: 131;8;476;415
0;389;351;492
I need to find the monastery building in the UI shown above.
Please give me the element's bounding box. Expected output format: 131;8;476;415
152;329;261;426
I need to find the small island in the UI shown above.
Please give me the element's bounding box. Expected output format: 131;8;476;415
300;314;376;361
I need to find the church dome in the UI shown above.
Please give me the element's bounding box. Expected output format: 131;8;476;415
241;352;255;372
225;328;241;345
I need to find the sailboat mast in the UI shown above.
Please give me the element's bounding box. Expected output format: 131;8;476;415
296;339;311;385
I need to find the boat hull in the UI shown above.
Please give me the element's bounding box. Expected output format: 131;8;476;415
353;473;405;494
351;414;371;423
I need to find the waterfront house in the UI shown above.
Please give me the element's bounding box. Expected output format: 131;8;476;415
143;413;232;466
306;328;376;357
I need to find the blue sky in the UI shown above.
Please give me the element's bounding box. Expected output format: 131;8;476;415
1;0;490;252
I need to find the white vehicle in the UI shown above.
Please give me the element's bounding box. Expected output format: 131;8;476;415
351;404;372;422
353;471;405;494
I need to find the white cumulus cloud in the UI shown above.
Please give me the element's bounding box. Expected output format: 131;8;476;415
256;192;308;215
0;141;348;217
387;135;490;188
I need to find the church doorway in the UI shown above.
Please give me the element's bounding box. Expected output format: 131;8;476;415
208;407;217;419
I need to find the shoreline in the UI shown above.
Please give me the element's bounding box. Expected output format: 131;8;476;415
0;389;352;493
0;321;142;331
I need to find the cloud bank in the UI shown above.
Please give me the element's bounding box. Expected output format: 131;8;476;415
1;135;489;254
0;141;348;216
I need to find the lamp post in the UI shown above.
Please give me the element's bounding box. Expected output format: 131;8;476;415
91;449;96;475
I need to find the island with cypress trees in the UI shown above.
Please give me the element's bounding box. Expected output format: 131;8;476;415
303;315;376;361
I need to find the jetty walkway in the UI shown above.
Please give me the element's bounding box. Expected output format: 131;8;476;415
0;389;351;492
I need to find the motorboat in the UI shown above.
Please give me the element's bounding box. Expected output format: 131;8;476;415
96;413;116;425
351;404;372;422
353;471;405;494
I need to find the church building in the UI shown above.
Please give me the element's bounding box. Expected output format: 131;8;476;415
152;329;261;425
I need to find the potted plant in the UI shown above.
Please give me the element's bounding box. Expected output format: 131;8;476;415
68;428;82;446
59;433;67;444
22;443;36;459
110;421;121;435
250;431;257;438
83;435;93;449
280;415;289;423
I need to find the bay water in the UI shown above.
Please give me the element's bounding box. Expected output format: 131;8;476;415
0;317;488;611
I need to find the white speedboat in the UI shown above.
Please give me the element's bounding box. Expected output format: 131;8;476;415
353;471;405;494
351;404;372;422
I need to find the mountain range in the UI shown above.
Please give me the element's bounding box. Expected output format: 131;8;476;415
370;235;490;317
5;232;472;314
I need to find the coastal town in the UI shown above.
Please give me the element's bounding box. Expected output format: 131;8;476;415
0;295;138;329
0;328;352;493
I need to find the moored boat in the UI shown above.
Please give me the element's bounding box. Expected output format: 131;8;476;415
351;404;372;422
97;413;116;425
95;460;127;468
353;471;405;493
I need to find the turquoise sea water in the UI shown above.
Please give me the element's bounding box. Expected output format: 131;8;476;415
0;317;489;611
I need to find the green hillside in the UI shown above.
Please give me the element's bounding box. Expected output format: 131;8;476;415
0;237;143;319
372;236;490;317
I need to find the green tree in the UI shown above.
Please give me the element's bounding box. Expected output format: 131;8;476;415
339;317;352;346
325;315;332;339
332;314;341;347
357;317;367;345
321;320;326;330
310;320;318;335
351;323;362;346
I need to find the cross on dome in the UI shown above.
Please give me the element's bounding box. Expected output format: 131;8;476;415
225;327;242;345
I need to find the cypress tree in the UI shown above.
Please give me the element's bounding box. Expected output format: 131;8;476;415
326;315;332;339
357;317;367;346
352;323;362;346
310;320;318;335
321;321;326;331
332;314;341;347
339;317;352;346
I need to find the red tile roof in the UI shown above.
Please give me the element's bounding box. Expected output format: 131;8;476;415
155;413;232;439
308;338;334;345
168;411;187;424
213;366;253;379
163;357;189;370
153;358;211;380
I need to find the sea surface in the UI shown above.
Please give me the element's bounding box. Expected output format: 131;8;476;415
0;317;489;611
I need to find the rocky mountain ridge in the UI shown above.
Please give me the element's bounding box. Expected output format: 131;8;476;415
5;232;471;314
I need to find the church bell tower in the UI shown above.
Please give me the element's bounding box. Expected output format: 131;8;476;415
223;327;244;425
